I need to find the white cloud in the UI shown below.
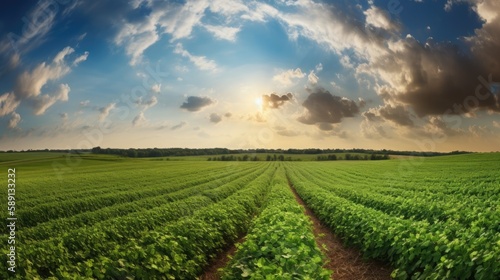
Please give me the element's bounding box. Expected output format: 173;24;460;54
9;53;20;69
15;47;74;99
53;46;75;64
135;95;158;110
241;1;279;22
77;32;87;42
474;0;498;22
203;25;241;41
8;112;21;129
174;43;217;71
175;65;189;73
340;55;354;69
364;5;400;31
273;68;305;85
132;111;147;126
444;0;455;11
151;83;161;93
99;103;116;122
115;18;159;65
80;100;90;107
0;92;21;117
73;51;89;66
2;46;84;120
114;0;252;65
159;0;209;41
360;118;388;139
32;83;70;115
315;63;323;72
208;0;249;17
274;1;381;58
308;70;319;85
0;0;57;54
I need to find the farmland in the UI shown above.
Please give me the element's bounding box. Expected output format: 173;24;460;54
0;152;499;279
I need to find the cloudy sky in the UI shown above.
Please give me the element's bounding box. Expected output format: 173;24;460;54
0;0;499;152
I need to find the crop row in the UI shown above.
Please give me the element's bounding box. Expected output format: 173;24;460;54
16;163;265;227
300;164;500;232
287;166;500;279
19;161;216;199
17;163;264;241
3;164;275;279
1;196;211;279
222;166;330;279
21;162;235;208
45;165;276;279
21;162;268;249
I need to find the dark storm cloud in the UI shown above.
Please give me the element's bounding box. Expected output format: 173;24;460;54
298;88;359;128
180;96;214;112
468;0;500;79
262;93;293;109
362;110;382;122
373;37;500;117
378;104;414;127
209;113;222;123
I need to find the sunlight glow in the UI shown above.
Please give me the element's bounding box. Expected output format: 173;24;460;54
255;97;263;110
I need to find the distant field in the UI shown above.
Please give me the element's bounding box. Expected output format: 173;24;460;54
0;152;69;163
0;152;498;279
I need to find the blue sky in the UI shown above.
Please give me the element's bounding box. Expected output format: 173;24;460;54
0;0;499;151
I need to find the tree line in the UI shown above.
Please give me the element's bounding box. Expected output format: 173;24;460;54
317;154;389;161
87;147;469;158
208;154;297;161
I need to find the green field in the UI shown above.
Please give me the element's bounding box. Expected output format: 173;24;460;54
0;153;499;279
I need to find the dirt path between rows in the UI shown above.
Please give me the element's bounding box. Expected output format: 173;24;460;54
288;182;393;280
199;235;246;280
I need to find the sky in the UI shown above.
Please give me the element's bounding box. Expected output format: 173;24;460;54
0;0;499;152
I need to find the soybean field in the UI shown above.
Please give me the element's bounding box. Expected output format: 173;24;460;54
0;152;499;279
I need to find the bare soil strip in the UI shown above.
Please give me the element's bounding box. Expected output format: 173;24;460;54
199;235;246;280
288;182;393;280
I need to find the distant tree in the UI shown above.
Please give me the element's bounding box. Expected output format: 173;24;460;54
127;149;138;158
266;155;272;161
328;154;337;160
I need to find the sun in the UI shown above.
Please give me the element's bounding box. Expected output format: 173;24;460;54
255;97;263;110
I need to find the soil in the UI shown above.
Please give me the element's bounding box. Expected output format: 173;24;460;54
199;235;245;280
288;182;393;280
200;182;393;280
